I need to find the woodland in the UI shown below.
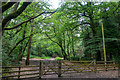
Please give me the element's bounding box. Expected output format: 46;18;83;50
2;1;120;66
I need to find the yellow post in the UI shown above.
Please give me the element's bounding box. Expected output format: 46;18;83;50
101;23;107;65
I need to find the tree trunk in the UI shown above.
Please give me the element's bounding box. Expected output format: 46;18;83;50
25;24;33;65
71;31;75;57
19;45;23;61
20;41;28;61
66;31;70;60
25;35;32;65
61;46;67;60
59;39;67;60
63;32;66;54
96;50;101;61
19;25;27;61
88;2;102;60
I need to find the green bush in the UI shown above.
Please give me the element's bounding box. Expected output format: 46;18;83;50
70;56;80;61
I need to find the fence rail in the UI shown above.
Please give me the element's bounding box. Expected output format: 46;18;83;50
2;60;118;79
2;65;39;79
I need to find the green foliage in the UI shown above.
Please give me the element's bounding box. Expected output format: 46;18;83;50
2;38;20;66
70;56;80;61
55;57;63;60
2;1;120;67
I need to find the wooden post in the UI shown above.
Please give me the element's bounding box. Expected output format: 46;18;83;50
113;61;116;70
58;60;62;77
118;60;120;79
18;66;21;79
105;61;107;71
39;60;42;79
93;60;96;73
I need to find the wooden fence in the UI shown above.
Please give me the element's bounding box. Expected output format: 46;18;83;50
61;60;118;74
2;60;118;79
2;65;39;80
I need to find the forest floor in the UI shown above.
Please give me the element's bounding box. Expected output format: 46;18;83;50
19;57;119;79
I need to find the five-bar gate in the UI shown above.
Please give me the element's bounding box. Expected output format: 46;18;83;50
2;60;118;79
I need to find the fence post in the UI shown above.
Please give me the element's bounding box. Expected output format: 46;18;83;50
39;60;42;79
18;66;21;79
105;61;107;71
58;60;62;77
93;60;96;73
113;61;116;70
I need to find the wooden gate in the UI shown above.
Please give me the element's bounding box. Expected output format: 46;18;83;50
39;60;118;78
39;60;99;77
42;60;58;75
61;60;95;74
2;60;118;79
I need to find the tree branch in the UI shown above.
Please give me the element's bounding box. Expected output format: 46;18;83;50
2;2;32;29
2;2;16;13
72;22;90;30
45;32;60;46
4;2;20;28
8;31;41;56
4;10;57;30
112;2;120;14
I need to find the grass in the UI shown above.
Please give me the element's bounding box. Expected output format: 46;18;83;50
55;57;63;60
30;55;63;60
30;55;51;59
41;57;51;59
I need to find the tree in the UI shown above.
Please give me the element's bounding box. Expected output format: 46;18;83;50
25;20;34;65
59;2;120;61
2;2;32;31
2;1;120;66
2;1;57;65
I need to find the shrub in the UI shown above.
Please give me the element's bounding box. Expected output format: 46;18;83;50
70;56;80;61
